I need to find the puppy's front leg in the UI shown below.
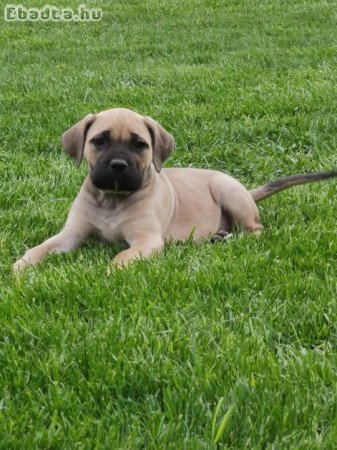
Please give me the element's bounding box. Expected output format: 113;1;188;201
13;225;91;273
111;231;164;270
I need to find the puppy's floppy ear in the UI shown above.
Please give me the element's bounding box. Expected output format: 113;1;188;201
61;114;95;166
144;116;175;173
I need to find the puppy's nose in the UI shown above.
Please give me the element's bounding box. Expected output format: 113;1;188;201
109;158;128;171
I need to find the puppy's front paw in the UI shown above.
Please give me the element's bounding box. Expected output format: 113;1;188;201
106;254;125;275
13;258;30;273
107;250;139;275
113;253;127;267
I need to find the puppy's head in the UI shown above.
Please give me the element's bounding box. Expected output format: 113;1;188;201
61;108;175;192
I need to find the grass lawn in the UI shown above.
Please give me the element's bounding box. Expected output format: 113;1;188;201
1;0;337;447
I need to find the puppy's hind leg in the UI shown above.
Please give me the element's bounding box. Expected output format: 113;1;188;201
211;173;263;235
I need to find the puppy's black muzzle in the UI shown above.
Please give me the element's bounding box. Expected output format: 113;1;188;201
91;153;144;192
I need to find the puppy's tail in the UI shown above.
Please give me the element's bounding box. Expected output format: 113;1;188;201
250;170;337;203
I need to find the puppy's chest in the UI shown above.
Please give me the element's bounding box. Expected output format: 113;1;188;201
89;206;125;243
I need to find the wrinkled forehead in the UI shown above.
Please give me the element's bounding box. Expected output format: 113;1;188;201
87;109;150;142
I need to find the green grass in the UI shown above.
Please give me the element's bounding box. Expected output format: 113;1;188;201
1;0;337;448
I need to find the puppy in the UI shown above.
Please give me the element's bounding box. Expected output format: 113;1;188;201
13;108;337;272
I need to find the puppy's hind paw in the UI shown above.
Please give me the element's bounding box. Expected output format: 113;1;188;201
210;230;233;244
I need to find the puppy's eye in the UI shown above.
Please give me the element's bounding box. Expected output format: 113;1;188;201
92;136;105;146
133;140;148;150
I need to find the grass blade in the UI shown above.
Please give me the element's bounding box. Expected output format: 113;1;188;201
213;404;235;445
212;397;224;440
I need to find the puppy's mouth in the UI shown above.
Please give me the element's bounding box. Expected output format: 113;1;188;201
90;168;144;194
97;181;132;195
